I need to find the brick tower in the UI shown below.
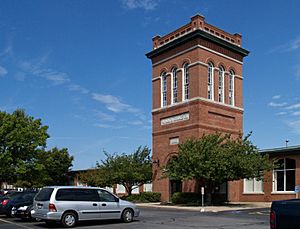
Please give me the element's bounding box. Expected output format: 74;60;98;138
146;14;249;202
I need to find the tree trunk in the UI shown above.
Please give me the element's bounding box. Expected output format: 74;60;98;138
124;183;132;196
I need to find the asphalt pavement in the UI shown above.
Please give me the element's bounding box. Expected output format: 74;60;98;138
0;206;270;229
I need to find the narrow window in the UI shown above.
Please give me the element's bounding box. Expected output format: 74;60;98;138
172;68;178;104
161;72;167;107
229;70;235;106
208;63;214;100
183;63;189;100
218;66;224;103
273;158;295;192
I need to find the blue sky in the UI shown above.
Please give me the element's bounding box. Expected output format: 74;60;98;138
1;0;300;170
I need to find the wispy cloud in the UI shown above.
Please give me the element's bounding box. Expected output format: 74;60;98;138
270;36;300;53
67;84;89;94
268;101;288;107
0;65;8;77
287;120;300;134
92;93;139;113
128;120;143;125
276;112;287;116
292;111;300;116
122;0;158;10
272;95;281;100
19;60;70;85
286;103;300;110
94;123;125;129
95;111;116;122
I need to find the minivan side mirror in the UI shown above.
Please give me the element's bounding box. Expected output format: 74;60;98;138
115;198;120;202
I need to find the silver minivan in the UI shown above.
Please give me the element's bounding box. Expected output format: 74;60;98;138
31;186;140;227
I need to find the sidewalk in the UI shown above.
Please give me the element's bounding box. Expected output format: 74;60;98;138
136;202;272;213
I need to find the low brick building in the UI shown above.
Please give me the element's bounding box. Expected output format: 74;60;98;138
146;14;249;202
229;145;300;202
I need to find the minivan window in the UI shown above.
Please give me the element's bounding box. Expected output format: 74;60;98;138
98;190;117;202
56;189;100;202
35;188;54;201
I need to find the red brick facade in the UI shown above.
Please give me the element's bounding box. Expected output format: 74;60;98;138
146;15;249;202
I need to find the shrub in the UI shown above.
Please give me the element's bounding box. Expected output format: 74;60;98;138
122;192;161;203
171;192;202;205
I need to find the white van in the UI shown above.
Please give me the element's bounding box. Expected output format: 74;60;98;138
32;186;140;228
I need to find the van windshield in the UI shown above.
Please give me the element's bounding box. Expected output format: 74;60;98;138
35;188;54;201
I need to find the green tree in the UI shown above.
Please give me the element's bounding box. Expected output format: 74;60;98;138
81;146;152;195
164;133;272;204
0;109;49;184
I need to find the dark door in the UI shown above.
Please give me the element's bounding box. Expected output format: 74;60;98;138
170;180;182;199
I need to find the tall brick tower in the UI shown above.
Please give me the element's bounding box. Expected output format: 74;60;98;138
146;14;249;202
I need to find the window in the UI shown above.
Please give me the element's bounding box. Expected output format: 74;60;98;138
244;178;263;193
207;62;214;100
97;190;117;202
56;189;100;201
218;66;224;103
183;63;189;100
35;188;54;201
273;158;295;192
229;70;235;105
161;72;167;107
172;68;178;104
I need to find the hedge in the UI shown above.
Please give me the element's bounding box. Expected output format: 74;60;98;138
122;192;161;203
171;192;202;205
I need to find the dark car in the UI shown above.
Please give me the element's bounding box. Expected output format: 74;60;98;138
0;191;37;217
270;199;300;229
11;204;35;220
0;191;22;214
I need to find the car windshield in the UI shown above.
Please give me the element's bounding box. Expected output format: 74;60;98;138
35;188;54;201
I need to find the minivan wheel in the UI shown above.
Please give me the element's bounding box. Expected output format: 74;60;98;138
121;209;133;223
61;212;77;228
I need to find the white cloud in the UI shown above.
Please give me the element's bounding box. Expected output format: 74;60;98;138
286;103;300;110
276;112;287;116
287;120;300;135
19;60;70;85
270;36;300;53
95;111;116;122
94;123;125;129
0;65;8;77
268;102;288;107
272;95;281;100
292;111;300;116
92;93;139;113
122;0;158;10
68;84;89;94
128;120;143;125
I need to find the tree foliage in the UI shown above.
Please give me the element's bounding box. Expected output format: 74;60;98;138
0;109;73;187
0;109;49;183
164;133;272;203
80;146;152;195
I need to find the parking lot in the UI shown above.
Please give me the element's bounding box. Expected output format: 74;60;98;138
0;206;270;229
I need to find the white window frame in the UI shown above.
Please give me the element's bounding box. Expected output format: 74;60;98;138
229;70;235;106
243;178;264;194
207;62;214;100
218;66;225;103
172;68;178;104
183;63;189;101
161;72;167;107
272;158;296;193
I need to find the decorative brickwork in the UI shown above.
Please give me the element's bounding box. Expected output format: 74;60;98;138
147;15;249;202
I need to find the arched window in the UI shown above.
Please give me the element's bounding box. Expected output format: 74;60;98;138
161;72;167;107
218;66;224;103
229;70;235;106
207;62;214;100
183;63;189;100
273;158;295;192
172;68;178;104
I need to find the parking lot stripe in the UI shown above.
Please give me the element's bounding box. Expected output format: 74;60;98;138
0;218;34;229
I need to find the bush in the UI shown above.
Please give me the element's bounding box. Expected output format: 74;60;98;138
171;192;202;205
122;192;161;203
